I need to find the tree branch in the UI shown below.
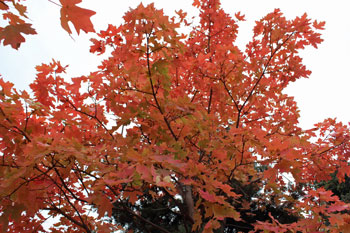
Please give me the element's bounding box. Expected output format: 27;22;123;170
146;34;178;141
236;32;296;128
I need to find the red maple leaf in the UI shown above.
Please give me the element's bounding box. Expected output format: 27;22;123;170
59;0;95;34
0;23;36;49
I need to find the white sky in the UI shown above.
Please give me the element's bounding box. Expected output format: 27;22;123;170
1;0;349;130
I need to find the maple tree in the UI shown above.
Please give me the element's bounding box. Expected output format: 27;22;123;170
1;0;350;232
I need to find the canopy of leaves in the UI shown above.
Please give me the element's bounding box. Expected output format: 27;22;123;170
1;0;350;232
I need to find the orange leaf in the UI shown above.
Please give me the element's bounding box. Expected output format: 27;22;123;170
59;0;95;34
328;204;349;213
0;1;9;10
313;20;325;30
203;219;221;233
90;38;105;55
212;204;241;221
235;12;245;21
97;195;113;218
13;3;27;18
0;23;36;49
199;190;217;202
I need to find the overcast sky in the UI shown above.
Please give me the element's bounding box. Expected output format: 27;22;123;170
1;0;349;130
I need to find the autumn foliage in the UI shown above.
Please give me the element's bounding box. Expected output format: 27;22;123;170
1;0;350;232
0;0;95;49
